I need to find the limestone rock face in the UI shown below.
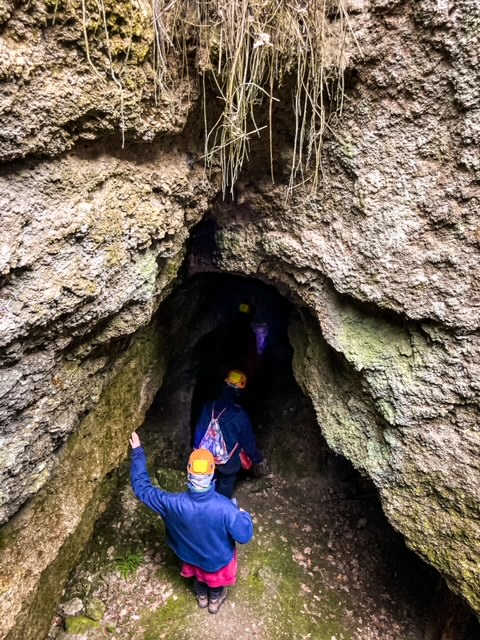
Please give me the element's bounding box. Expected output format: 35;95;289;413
0;146;212;640
0;148;212;526
0;0;193;160
0;3;213;638
0;0;479;637
0;325;165;640
0;0;209;528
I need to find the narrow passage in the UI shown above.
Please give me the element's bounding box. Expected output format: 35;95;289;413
53;327;442;640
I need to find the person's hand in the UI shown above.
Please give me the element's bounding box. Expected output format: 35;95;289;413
129;432;141;449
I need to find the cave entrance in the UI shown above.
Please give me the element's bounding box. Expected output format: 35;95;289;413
143;272;327;480
61;271;480;639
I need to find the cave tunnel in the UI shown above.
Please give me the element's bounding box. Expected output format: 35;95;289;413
62;267;480;640
2;1;480;637
142;271;321;476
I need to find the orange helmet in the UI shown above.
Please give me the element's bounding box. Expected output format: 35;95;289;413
225;369;247;389
188;449;215;475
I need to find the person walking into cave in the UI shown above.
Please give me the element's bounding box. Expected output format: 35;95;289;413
194;369;263;498
223;303;260;384
130;434;254;614
221;302;269;414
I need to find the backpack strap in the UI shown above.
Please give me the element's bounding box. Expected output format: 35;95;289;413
212;402;227;421
226;442;239;461
210;403;237;462
212;403;227;420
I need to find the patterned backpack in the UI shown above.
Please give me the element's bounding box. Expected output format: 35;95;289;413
198;404;238;465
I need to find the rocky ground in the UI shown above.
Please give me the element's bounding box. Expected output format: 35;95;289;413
48;466;436;640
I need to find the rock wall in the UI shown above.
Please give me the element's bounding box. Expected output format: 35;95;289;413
0;145;212;639
212;190;480;611
0;323;165;640
0;0;213;528
0;146;211;526
0;2;214;636
209;0;480;614
0;0;193;160
0;0;479;636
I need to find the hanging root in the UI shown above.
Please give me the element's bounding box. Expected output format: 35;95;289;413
78;0;353;196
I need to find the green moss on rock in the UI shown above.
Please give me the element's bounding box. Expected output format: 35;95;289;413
65;615;101;633
2;323;167;640
289;311;391;476
142;592;192;640
383;480;480;613
338;309;413;372
155;468;186;493
239;529;352;640
85;596;107;621
80;0;154;63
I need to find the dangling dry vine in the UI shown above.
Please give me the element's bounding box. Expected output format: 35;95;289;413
76;0;353;197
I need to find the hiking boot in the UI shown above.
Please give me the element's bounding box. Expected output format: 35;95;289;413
193;579;208;609
195;593;208;609
208;587;227;614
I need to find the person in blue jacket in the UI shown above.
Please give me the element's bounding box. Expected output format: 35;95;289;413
194;369;263;499
130;433;254;614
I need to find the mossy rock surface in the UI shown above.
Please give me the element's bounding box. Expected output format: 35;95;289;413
85;596;107;621
0;325;167;640
64;615;100;633
155;468;186;493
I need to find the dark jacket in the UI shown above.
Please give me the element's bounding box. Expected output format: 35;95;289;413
194;386;263;469
131;447;254;572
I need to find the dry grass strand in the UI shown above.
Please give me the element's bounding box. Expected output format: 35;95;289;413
78;0;352;196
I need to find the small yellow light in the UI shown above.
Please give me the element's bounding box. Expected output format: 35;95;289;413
192;459;209;474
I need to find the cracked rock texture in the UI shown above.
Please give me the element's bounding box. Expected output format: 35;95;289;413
0;148;212;526
0;0;479;637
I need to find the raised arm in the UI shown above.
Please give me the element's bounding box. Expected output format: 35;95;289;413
130;432;167;516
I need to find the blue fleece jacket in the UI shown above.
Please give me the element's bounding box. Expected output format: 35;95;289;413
130;447;254;572
194;386;263;467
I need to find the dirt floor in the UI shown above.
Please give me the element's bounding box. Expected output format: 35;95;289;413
51;461;436;640
50;350;445;640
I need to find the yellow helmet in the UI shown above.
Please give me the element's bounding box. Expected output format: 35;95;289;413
225;369;247;389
